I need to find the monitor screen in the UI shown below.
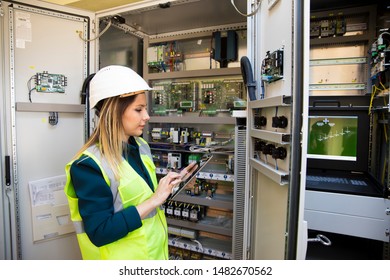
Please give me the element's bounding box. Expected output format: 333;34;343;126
306;107;369;173
307;115;358;161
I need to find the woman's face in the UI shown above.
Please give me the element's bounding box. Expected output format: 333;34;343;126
122;93;150;139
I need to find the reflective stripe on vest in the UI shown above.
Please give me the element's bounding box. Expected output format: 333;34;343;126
85;143;158;221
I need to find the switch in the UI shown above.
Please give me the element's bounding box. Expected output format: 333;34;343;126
272;147;287;160
255;140;266;152
262;144;275;155
255;116;267;128
272;116;288;128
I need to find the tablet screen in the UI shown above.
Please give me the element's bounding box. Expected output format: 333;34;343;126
167;154;213;200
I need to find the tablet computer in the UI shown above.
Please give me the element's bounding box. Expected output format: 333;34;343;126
167;154;213;200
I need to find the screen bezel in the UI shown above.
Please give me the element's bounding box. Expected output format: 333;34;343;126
307;106;369;172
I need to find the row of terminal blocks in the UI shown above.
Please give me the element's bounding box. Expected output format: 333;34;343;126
150;127;219;145
152;151;234;174
163;202;205;222
150;127;234;149
310;16;346;38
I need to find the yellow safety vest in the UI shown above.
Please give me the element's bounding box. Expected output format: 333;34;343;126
64;137;168;260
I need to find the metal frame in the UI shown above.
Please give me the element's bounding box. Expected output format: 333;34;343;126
8;5;20;259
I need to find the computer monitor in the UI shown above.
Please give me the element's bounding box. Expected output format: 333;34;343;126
306;106;369;173
308;115;358;161
305;96;386;198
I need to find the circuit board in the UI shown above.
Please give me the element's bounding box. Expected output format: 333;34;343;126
199;79;246;115
35;71;67;93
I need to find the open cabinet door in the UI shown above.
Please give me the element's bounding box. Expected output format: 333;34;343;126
0;0;95;259
244;0;309;259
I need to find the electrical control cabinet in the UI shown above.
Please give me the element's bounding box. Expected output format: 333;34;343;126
146;106;245;259
147;92;245;259
0;0;94;260
143;26;247;260
0;0;251;261
4;0;388;263
304;5;390;250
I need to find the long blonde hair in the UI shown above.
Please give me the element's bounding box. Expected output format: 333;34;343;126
74;94;138;179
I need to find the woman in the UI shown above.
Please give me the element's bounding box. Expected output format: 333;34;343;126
64;65;195;260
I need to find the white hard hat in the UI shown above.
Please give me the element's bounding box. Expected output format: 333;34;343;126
89;65;152;109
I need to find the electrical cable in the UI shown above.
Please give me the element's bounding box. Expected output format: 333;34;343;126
27;75;36;103
171;236;182;243
379;31;390;39
368;85;377;115
231;0;261;17
78;20;112;42
379;81;387;91
381;157;387;184
188;146;212;153
81;73;96;105
188;135;234;153
371;31;390;50
191;239;204;253
81;73;96;137
382;95;388;143
240;56;257;100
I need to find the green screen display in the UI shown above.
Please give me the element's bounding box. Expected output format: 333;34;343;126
180;101;193;108
307;116;358;161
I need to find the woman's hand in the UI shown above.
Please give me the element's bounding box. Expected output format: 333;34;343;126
152;171;182;207
136;161;198;219
178;161;198;182
153;162;197;205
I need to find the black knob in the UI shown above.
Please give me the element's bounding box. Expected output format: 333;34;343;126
255;116;267;128
272;116;288;128
259;116;267;126
272;147;287;160
255;140;266;152
262;144;275;155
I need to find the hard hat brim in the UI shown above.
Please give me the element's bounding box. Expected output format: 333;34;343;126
119;90;149;98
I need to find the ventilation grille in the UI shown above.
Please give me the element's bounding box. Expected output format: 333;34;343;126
233;125;247;259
